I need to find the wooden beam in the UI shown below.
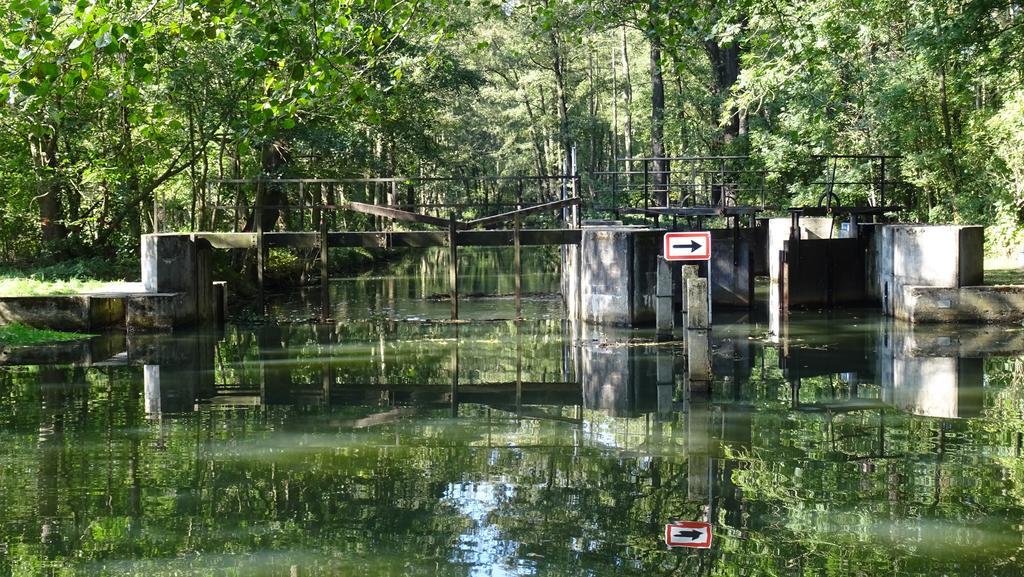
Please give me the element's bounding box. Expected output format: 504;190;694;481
464;197;581;229
345;201;451;228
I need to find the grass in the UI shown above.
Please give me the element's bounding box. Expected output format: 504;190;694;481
0;323;93;347
0;257;130;297
0;276;117;297
984;257;1024;286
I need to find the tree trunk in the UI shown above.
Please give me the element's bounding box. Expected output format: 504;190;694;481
621;27;634;181
550;30;572;182
650;38;667;205
30;128;66;245
610;40;619;170
704;33;743;144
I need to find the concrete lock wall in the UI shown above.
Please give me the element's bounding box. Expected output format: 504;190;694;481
767;217;834;283
0;295;124;332
141;234;217;328
875;225;984;318
569;226;663;326
710;230;754;307
901;285;1024;324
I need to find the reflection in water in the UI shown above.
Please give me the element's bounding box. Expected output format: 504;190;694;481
1;253;1024;576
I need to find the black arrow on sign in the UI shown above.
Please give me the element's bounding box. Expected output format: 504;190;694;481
673;529;703;541
672;240;702;253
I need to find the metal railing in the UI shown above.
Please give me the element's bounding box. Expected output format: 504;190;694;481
158;174;580;234
590;156;770;213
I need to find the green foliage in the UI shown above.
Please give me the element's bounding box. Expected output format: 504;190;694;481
4;0;1024;262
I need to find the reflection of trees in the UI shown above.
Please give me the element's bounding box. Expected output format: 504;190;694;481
707;350;1024;577
5;329;1024;576
214;319;573;395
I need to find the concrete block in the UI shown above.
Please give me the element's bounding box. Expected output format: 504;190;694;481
686;277;709;329
125;293;186;333
767;217;834;282
141;234;217;327
901;285;1024;324
877;225;984;317
0;295;124;332
569;225;663;326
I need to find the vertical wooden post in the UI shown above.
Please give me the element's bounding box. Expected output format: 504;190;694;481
514;213;522;319
449;212;459;321
256;178;265;315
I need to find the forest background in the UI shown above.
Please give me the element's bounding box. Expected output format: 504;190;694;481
2;0;1023;272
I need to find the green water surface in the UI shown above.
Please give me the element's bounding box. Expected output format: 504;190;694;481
1;248;1024;576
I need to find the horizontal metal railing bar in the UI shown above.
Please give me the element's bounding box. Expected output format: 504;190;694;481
211;176;574;185
614;155;752;162
811;154;902;159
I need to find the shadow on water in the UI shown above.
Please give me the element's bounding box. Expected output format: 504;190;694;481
2;251;1024;575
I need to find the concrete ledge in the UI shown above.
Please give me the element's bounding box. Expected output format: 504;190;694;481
125;293;188;333
902;285;1024;323
0;295;124;331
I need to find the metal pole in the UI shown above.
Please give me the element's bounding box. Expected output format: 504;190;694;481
449;212;459;321
320;187;330;322
256;178;265;316
514;214;522;319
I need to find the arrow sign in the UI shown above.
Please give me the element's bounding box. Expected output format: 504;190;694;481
665;521;712;548
663;232;711;261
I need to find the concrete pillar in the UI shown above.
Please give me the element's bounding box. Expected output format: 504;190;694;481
680;265;698;312
141;234;216;328
874;225;984;318
655;257;675;340
570;225;664;326
686;277;711;383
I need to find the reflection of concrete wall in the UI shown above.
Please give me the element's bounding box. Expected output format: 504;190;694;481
877;322;985;419
580;326;657;417
133;333;217;414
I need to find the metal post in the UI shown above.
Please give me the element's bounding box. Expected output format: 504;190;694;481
449;212;459;321
320;187;330;322
514;213;522;319
256;178;265;315
298;181;305;231
643;159;649;210
879;156;887;209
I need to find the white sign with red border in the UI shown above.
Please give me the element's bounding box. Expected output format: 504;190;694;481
664;521;713;548
663;232;712;261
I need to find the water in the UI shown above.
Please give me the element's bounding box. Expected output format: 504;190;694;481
2;247;1024;576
